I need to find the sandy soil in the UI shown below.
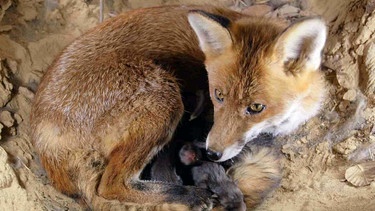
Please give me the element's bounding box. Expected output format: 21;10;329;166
0;0;374;210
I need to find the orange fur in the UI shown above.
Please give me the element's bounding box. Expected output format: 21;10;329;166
228;146;282;209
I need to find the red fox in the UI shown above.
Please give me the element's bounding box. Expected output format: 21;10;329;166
30;5;327;210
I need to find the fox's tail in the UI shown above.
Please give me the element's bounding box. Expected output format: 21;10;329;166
228;143;282;209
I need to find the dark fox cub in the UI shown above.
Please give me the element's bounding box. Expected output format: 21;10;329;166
157;142;247;211
30;4;327;210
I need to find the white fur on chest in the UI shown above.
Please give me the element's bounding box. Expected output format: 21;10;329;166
271;96;318;135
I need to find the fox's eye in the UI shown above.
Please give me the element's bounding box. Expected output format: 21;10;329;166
245;103;266;115
214;89;224;103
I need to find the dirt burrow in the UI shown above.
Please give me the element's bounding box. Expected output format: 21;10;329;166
0;0;374;210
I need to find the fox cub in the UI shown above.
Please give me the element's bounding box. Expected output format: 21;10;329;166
30;5;327;210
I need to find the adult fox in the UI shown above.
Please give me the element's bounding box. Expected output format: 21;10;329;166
30;4;327;210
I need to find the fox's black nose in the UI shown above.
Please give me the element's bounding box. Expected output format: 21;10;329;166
206;149;222;161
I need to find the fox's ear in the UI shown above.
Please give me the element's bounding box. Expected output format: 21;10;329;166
188;11;232;56
274;18;327;71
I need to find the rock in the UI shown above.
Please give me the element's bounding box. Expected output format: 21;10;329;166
8;127;16;136
0;123;2;140
0;35;35;86
319;1;375;96
254;0;269;4
343;89;357;101
364;107;375;121
0;83;12;107
0;63;13;107
6;59;17;74
0;111;14;128
0;0;11;23
299;0;310;10
27;34;76;73
13;113;23;124
242;4;273;16
0;146;39;210
300;137;308;144
370;136;375;143
299;9;317;17
45;0;59;11
7;87;34;123
276;4;300;17
345;161;375;187
364;42;375;95
338;100;350;112
18;87;34;100
269;0;292;8
0;147;14;189
2;76;12;92
333;136;359;155
336;58;359;90
0;25;12;32
16;0;38;21
128;0;163;9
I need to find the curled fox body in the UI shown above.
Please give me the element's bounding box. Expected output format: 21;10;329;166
30;5;327;210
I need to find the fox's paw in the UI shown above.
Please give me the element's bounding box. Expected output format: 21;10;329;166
187;187;213;211
166;186;212;210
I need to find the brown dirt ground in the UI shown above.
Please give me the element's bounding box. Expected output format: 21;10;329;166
0;0;374;210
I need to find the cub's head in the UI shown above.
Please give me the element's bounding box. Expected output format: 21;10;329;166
188;11;327;162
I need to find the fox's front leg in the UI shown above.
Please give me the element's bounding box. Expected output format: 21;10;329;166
95;90;212;209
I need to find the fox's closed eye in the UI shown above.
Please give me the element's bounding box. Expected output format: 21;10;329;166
245;103;266;115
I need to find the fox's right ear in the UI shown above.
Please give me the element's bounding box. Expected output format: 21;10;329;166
188;11;232;57
274;18;327;72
